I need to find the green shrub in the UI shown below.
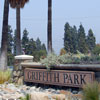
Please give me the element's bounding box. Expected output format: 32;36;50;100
83;81;100;100
58;54;72;64
0;69;12;84
72;57;81;64
75;50;86;59
40;53;60;70
81;56;91;63
92;44;100;55
40;52;100;70
20;94;30;100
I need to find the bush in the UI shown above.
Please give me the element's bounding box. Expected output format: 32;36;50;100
58;54;72;64
40;52;100;70
20;94;30;100
32;50;47;62
81;56;91;63
92;44;100;55
0;69;12;84
40;53;60;70
83;81;100;100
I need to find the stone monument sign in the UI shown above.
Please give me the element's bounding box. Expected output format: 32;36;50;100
24;68;95;87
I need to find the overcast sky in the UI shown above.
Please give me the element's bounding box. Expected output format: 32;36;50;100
0;0;100;54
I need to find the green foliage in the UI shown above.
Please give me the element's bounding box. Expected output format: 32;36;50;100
73;50;86;59
64;23;78;53
26;38;36;55
92;44;100;55
7;25;14;66
58;54;73;64
36;38;41;51
16;29;47;61
64;23;96;54
22;28;29;54
31;38;47;61
58;51;86;64
41;43;46;51
71;25;78;53
41;53;81;69
7;53;14;66
64;23;72;52
7;25;13;53
41;52;100;69
40;53;60;70
78;24;88;53
58;53;81;64
83;81;100;100
20;94;30;100
86;29;96;51
0;69;12;84
33;50;47;62
13;29;17;55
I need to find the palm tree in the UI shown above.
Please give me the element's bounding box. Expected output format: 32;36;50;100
47;0;52;54
9;0;29;55
0;0;9;70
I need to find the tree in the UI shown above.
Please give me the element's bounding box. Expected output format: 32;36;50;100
0;0;9;70
13;29;17;55
41;43;46;51
92;44;100;55
86;29;96;52
41;43;47;57
64;22;74;53
47;0;52;53
7;25;14;66
22;28;29;54
36;38;41;51
77;24;88;53
64;23;70;52
26;38;36;55
71;25;78;53
9;0;29;55
7;25;13;53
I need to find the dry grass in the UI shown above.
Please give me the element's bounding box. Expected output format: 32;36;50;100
83;81;100;100
0;69;11;84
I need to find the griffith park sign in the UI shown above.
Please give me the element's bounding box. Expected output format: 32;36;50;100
24;68;95;88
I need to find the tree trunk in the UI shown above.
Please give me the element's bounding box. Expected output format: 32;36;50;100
16;6;21;55
0;0;9;70
47;0;52;54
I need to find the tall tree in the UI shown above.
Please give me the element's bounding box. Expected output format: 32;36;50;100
22;28;29;50
41;43;46;51
27;38;36;55
7;25;14;66
47;0;52;53
9;0;29;55
7;25;13;54
22;29;30;54
64;22;73;53
0;0;9;70
71;26;78;53
86;29;96;52
92;44;100;55
36;38;41;51
13;29;17;55
78;24;88;53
